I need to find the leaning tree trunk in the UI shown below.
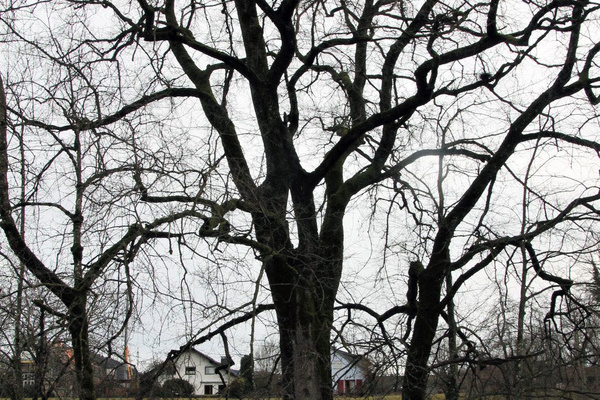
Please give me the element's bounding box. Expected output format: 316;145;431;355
403;260;446;400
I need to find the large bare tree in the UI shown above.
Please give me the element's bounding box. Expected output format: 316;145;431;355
2;1;600;400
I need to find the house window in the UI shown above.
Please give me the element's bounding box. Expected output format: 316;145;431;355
204;385;213;395
185;366;196;375
338;379;362;394
23;372;35;387
205;366;215;375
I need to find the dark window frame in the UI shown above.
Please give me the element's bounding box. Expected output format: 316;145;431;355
185;366;196;375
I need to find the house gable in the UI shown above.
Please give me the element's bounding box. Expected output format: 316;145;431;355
331;349;368;395
170;348;237;395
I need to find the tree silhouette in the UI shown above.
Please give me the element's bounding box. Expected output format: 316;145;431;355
1;1;600;400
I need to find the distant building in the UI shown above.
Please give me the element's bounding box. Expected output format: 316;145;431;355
94;352;138;397
18;342;136;398
331;348;369;395
19;341;77;398
162;347;238;395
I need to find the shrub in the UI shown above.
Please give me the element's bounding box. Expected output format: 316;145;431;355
161;378;195;397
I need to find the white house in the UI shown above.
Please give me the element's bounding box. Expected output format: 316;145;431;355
166;348;238;395
331;348;369;395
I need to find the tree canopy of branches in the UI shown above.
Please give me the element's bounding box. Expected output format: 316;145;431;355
1;1;600;400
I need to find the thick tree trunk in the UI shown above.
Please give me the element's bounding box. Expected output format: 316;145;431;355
68;300;96;400
266;246;340;400
277;289;334;400
402;268;445;400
